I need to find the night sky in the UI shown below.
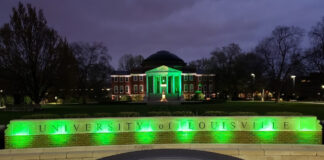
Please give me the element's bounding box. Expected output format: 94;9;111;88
1;0;324;68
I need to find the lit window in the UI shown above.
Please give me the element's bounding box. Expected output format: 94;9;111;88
139;76;143;81
139;85;144;93
184;84;188;92
125;86;129;93
190;84;194;92
125;77;129;82
120;77;124;82
133;76;138;81
134;85;138;93
120;85;124;93
184;75;188;81
114;86;118;94
198;85;202;91
189;75;193;81
114;77;118;82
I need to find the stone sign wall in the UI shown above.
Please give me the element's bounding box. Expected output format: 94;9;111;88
5;116;322;149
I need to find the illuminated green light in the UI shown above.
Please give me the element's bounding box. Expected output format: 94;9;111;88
136;132;156;144
93;133;115;145
299;117;317;131
176;119;195;131
255;131;277;143
9;135;34;148
50;134;71;146
211;131;234;144
176;131;196;143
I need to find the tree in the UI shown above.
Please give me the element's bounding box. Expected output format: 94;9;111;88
71;42;113;103
256;26;304;102
210;43;242;99
306;17;324;73
118;54;144;71
0;3;70;105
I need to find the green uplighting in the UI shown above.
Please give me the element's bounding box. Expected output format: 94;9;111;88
211;131;234;144
93;133;116;145
136;132;156;144
9;135;34;149
50;134;71;146
176;131;196;143
5;116;322;148
255;131;278;143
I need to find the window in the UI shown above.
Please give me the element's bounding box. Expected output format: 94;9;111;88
184;84;188;92
133;76;138;81
198;85;202;91
203;85;207;91
198;76;202;82
125;86;129;93
114;86;118;94
189;75;193;81
184;75;188;81
120;85;124;93
114;77;118;82
190;84;194;92
125;77;129;82
209;84;213;92
139;85;143;93
139;76;143;81
134;85;138;93
120;77;124;82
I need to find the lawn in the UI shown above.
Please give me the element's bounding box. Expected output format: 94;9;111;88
1;101;324;125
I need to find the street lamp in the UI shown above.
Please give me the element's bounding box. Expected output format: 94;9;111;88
251;73;255;101
291;75;296;99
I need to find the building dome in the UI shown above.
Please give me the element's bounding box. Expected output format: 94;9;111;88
142;50;186;69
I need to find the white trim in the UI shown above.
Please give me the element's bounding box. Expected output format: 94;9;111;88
111;75;131;78
131;73;146;76
181;73;216;76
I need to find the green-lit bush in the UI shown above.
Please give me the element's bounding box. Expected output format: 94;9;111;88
64;113;89;118
117;112;140;117
5;96;14;105
24;96;32;105
229;112;258;116
93;113;112;117
21;114;60;119
266;112;303;116
120;95;132;102
191;91;205;101
172;111;194;116
147;111;172;116
203;111;228;116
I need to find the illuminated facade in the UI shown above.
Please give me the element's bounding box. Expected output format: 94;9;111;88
111;51;216;101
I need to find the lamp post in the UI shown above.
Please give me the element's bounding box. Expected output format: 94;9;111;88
291;75;296;100
251;73;255;101
321;85;324;101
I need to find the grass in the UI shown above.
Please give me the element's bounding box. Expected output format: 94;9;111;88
1;101;324;125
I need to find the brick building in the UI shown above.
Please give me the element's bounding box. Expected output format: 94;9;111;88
111;50;216;101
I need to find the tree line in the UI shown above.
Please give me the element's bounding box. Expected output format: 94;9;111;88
0;3;323;105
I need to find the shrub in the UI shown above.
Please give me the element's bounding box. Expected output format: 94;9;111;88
172;111;194;116
192;91;205;101
5;96;14;105
229;112;258;116
131;95;144;102
266;112;303;116
117;112;140;117
203;111;228;116
147;111;172;116
93;113;112;117
24;96;32;105
21;114;60;119
120;95;132;102
64;113;89;118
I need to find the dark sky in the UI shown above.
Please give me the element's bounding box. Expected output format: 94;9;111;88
1;0;324;68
